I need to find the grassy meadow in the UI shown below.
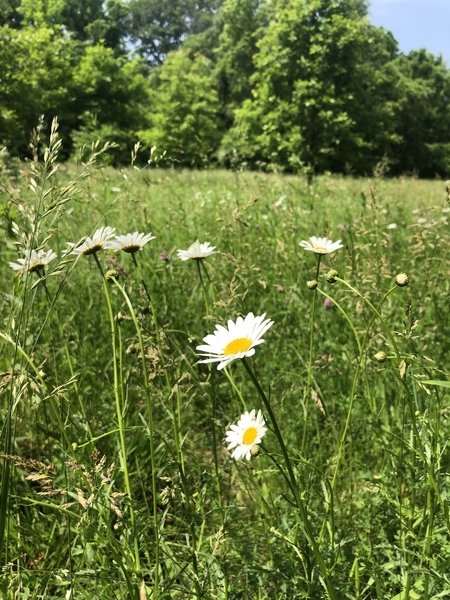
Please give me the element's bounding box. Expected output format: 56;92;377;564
1;134;450;599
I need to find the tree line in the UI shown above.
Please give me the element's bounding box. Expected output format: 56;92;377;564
1;0;449;176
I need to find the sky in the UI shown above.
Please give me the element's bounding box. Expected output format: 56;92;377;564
368;0;450;65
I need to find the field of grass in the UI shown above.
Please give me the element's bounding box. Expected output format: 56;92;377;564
1;131;449;599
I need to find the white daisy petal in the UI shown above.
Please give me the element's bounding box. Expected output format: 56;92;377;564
224;409;267;461
196;313;273;370
70;226;116;256
9;248;57;274
299;236;343;255
109;231;155;253
177;240;217;261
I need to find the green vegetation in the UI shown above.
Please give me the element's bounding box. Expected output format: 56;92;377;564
0;0;449;175
0;126;449;597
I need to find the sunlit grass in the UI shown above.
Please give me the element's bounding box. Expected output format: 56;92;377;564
0;129;449;598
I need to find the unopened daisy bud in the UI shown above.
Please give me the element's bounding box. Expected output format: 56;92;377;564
72;442;78;451
250;444;261;457
307;279;318;290
395;273;409;287
105;269;119;281
374;351;386;363
325;269;338;284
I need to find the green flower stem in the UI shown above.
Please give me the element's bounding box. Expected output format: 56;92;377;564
331;282;398;483
94;255;142;575
302;255;321;452
316;288;362;355
242;358;337;600
336;276;438;596
223;367;247;410
200;259;216;305
110;275;160;593
195;259;209;315
131;253;202;595
41;276;94;442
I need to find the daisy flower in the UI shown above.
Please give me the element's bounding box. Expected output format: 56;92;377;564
9;248;57;274
177;240;217;261
387;223;397;230
109;232;156;253
70;226;116;256
196;312;274;370
225;409;267;460
299;236;343;255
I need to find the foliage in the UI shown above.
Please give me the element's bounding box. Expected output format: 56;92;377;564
139;48;221;167
0;0;449;174
128;0;221;65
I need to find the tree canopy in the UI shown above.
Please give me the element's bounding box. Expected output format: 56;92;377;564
0;0;449;175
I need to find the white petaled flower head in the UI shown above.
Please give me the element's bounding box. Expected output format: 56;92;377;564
387;223;398;230
225;409;267;461
299;236;343;255
177;240;217;261
71;226;116;256
9;248;57;274
196;312;274;370
109;232;156;253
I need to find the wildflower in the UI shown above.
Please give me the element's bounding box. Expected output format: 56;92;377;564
387;223;397;230
395;273;409;287
299;236;343;255
307;279;318;290
9;248;57;274
177;240;217;261
196;312;273;370
70;226;116;256
323;297;334;309
159;251;170;262
374;351;386;363
109;232;155;253
225;409;267;460
325;269;338;283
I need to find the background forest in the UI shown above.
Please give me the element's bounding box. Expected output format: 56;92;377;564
0;0;449;177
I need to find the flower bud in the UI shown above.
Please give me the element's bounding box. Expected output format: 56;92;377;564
323;297;334;309
250;444;261;457
326;269;338;283
105;269;119;281
307;279;318;290
395;273;409;287
374;351;386;363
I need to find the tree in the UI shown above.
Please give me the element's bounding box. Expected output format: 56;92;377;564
220;0;400;175
0;23;77;154
139;48;221;166
390;50;450;176
71;45;149;162
214;0;262;110
128;0;221;65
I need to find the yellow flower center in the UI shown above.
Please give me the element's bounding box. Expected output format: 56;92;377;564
242;426;258;445
314;245;328;253
224;337;253;356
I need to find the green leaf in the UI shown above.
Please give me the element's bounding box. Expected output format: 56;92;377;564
422;380;450;389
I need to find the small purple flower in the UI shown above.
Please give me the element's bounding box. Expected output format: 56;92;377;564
159;251;170;262
323;297;334;309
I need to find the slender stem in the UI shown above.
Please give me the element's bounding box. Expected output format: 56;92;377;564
94;254;141;574
196;259;209;315
110;276;159;594
302;255;321;452
242;358;337;600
